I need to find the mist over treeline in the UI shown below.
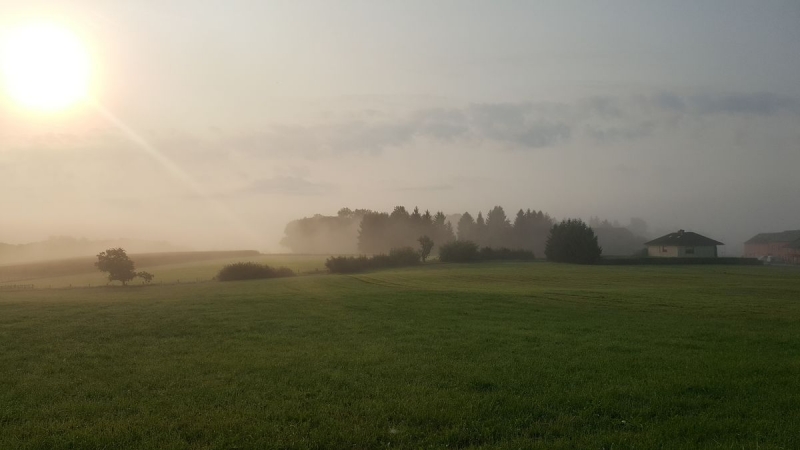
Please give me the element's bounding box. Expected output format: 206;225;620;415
281;206;652;257
588;217;650;256
359;207;456;255
279;208;371;254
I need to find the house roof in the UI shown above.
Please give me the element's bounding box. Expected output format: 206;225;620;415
644;230;724;247
744;230;800;245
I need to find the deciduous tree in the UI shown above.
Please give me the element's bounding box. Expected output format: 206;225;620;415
95;248;137;285
418;235;434;262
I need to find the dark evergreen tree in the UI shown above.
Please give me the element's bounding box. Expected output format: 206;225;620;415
485;205;512;248
357;212;392;254
475;212;487;246
390;206;410;221
544;219;602;264
431;211;456;247
433;211;446;226
519;209;554;256
422;209;433;225
512;209;527;249
457;212;475;241
410;207;422;223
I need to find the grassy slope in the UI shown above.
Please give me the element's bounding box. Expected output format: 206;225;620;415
1;263;799;449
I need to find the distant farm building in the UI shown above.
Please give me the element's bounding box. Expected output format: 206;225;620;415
744;230;800;264
644;230;723;258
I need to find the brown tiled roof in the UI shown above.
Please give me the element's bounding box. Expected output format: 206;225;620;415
644;230;723;247
745;230;800;245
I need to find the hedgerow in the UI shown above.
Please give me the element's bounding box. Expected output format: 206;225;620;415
217;262;295;281
325;247;421;274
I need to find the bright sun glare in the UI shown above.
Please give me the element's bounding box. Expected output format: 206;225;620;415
1;22;92;112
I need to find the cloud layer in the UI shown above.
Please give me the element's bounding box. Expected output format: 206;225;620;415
202;91;800;156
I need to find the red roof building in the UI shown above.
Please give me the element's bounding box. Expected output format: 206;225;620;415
744;230;800;264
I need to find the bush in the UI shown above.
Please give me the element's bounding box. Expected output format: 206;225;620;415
439;240;480;262
325;256;371;274
325;247;421;274
388;246;422;266
545;219;602;264
136;271;155;284
217;262;295;281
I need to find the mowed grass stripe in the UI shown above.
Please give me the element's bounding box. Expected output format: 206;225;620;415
1;263;799;449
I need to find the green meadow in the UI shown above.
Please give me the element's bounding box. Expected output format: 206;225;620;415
1;262;799;449
0;253;327;289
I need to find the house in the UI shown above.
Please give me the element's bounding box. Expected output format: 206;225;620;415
744;230;800;264
644;230;723;258
790;240;800;265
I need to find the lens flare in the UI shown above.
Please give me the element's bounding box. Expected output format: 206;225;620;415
1;22;92;112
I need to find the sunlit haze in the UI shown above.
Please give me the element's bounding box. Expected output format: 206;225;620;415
1;21;91;112
1;1;798;256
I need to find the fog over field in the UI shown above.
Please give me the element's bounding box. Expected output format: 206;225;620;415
1;1;798;256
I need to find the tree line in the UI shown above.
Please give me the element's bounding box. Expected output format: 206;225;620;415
455;207;554;256
282;206;650;258
280;208;371;254
282;206;557;256
359;205;555;256
358;206;456;255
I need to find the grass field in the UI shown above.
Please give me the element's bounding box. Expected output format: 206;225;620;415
1;263;799;449
0;252;328;288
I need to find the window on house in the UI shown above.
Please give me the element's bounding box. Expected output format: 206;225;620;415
661;246;667;252
685;248;695;254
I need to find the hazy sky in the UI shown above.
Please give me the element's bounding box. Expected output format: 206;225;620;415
1;0;799;253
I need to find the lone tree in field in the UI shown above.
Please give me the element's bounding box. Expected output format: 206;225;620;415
95;248;151;285
418;235;434;262
545;219;602;264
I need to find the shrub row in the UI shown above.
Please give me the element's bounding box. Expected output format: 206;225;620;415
439;240;536;263
216;262;296;281
326;247;421;274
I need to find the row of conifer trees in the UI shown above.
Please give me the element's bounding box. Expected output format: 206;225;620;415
357;205;554;256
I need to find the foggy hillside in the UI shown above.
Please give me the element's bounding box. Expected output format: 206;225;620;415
0;236;185;265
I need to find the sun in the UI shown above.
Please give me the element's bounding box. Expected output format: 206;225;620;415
1;22;92;112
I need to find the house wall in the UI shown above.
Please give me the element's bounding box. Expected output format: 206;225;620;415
789;249;800;265
677;246;717;257
648;245;717;257
744;242;794;261
648;246;679;257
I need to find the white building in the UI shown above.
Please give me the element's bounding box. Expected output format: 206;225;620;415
644;230;723;258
